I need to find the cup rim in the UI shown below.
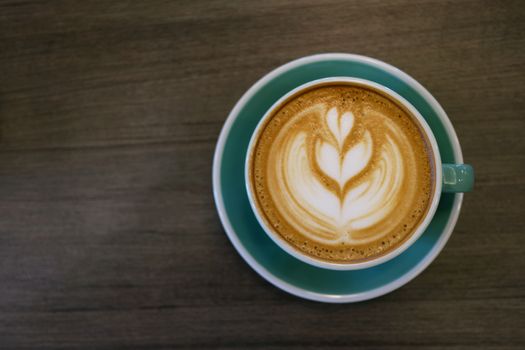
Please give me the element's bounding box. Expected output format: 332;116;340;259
244;77;443;271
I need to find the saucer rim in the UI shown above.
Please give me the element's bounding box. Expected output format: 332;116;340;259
212;53;464;303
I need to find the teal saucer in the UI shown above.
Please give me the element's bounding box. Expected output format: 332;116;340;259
212;54;464;303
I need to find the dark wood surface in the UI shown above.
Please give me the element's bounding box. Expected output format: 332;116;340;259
1;1;524;349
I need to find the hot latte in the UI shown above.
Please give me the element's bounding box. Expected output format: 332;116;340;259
248;83;435;263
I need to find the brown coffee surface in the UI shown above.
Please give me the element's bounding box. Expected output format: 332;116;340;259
249;83;435;263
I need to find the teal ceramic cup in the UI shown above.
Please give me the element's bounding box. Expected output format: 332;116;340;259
244;77;474;271
213;54;475;302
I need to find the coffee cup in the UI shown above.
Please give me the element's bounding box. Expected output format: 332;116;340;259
245;77;473;270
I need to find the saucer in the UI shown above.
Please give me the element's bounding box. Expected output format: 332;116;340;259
212;53;464;303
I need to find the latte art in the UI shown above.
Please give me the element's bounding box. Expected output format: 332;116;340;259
250;85;434;262
278;106;407;244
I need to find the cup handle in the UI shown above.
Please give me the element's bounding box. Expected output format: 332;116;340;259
442;164;474;193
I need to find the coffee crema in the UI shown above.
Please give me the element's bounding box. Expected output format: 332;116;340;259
248;83;435;263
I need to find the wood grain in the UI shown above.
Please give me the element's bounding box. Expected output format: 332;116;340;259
1;0;524;349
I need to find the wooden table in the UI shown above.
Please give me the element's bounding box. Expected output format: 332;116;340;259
1;1;524;348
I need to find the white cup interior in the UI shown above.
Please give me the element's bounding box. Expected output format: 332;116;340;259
245;77;442;270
